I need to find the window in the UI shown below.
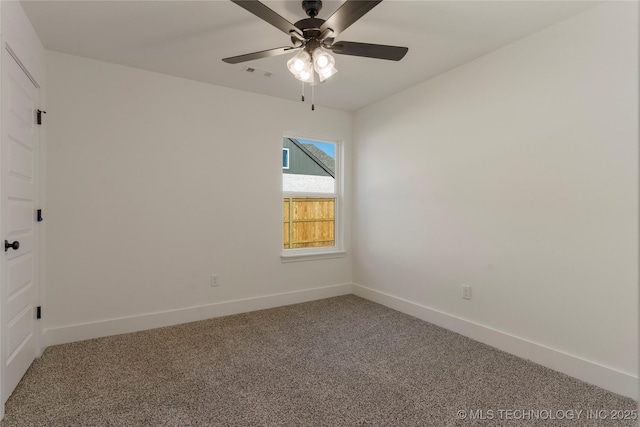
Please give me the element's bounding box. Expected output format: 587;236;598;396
282;136;344;261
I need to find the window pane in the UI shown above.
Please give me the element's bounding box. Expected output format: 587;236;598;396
282;138;335;193
283;197;335;249
282;148;289;169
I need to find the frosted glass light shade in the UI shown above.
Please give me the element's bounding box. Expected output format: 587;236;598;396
287;51;311;78
312;47;337;82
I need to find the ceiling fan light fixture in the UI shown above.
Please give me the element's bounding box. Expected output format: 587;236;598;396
315;52;329;68
298;66;314;83
317;63;337;82
293;59;305;72
312;47;337;82
313;47;332;69
287;51;311;77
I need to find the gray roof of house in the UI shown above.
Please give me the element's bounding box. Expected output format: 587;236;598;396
301;144;335;175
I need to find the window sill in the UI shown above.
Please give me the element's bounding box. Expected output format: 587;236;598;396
281;249;347;263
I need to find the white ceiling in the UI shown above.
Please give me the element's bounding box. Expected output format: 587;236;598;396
21;0;598;111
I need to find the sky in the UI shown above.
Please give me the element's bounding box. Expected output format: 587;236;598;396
299;140;335;159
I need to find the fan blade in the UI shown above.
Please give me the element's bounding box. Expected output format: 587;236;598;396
223;47;300;64
232;0;301;36
328;41;408;61
319;0;382;37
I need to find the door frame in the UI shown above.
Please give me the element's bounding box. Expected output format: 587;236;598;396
0;41;45;419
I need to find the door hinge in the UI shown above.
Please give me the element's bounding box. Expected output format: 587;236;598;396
36;306;42;320
36;209;43;222
37;109;46;125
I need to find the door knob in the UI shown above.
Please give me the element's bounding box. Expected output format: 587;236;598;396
4;240;19;252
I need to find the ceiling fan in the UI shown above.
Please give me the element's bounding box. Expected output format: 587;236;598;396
223;0;408;108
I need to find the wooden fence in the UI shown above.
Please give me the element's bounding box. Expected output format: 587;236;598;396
284;198;335;249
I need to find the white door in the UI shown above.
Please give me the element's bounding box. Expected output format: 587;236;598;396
1;50;40;402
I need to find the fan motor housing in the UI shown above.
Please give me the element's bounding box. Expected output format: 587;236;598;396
292;17;324;48
294;18;324;34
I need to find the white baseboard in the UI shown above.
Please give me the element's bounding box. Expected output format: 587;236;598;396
352;284;638;400
44;283;352;347
42;283;638;400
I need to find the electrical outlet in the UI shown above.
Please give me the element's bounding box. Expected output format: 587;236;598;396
211;274;220;287
462;285;471;300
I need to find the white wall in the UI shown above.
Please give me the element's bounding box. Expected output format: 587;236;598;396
44;51;353;342
353;3;638;397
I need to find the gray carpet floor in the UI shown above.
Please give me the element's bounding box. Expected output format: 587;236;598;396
1;295;636;426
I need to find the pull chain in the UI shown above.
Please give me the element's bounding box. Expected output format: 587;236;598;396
301;80;305;102
311;81;315;111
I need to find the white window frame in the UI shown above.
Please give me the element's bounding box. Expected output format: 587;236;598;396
281;133;345;262
282;148;290;169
